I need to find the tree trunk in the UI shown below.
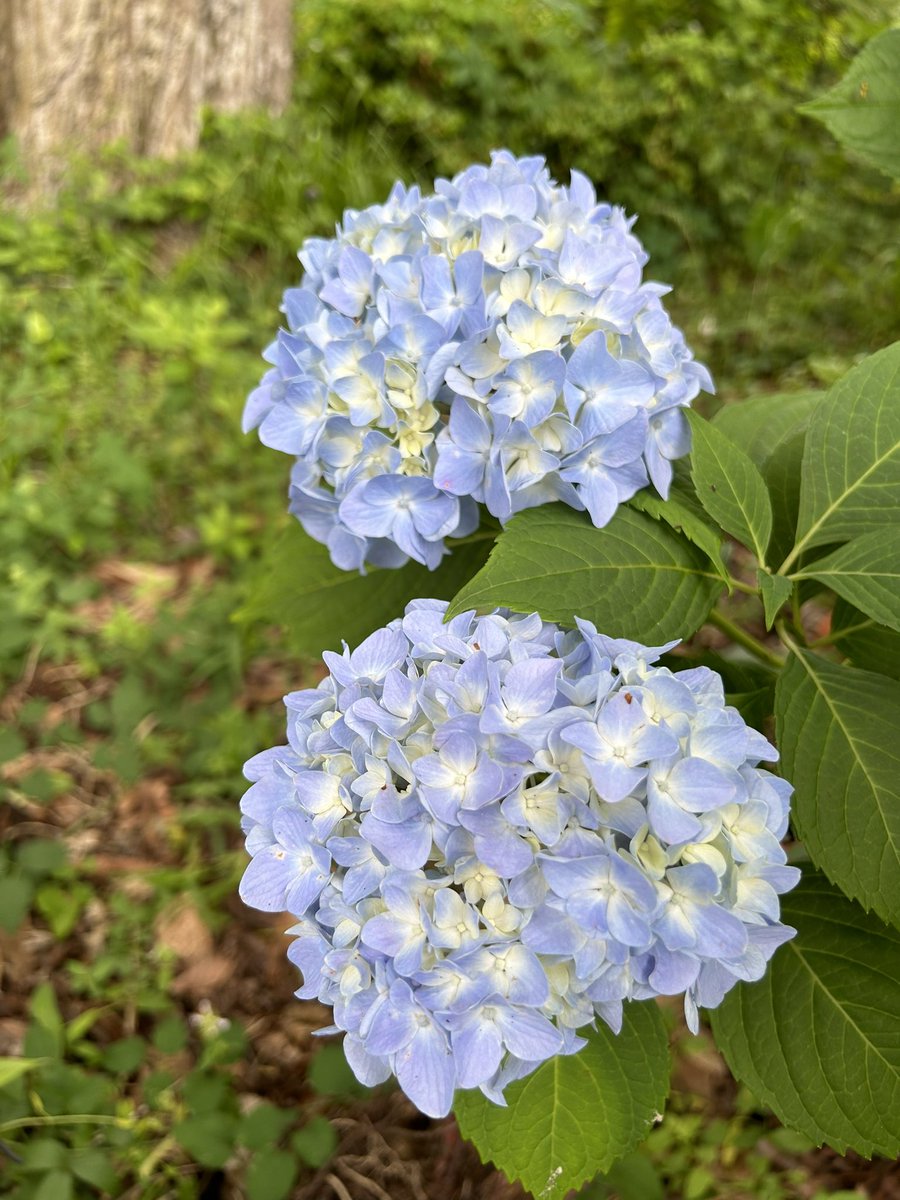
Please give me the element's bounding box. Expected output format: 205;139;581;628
0;0;294;194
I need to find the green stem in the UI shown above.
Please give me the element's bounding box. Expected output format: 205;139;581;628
138;1134;176;1180
777;624;802;658
790;585;803;634
706;608;785;670
728;576;759;596
0;1113;128;1137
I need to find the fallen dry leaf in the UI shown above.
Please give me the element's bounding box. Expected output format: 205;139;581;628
155;901;213;963
171;953;232;999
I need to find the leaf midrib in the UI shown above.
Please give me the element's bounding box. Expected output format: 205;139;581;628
787;432;900;569
690;416;771;563
705;438;769;562
807;568;900;579
468;561;724;582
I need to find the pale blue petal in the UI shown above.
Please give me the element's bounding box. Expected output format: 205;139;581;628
452;1021;504;1088
395;1024;456;1118
495;1007;563;1062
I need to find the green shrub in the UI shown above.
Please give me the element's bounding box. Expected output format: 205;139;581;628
294;0;900;371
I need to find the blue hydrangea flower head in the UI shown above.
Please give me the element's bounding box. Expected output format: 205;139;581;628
245;153;713;572
238;603;797;1117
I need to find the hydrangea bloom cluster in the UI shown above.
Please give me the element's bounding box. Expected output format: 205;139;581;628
243;152;713;572
239;601;798;1118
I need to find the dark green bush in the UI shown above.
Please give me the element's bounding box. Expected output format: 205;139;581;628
295;0;885;255
294;0;900;373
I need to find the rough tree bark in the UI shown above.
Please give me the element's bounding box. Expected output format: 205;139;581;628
0;0;294;193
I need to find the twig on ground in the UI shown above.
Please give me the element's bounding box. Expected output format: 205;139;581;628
325;1173;354;1200
337;1161;395;1200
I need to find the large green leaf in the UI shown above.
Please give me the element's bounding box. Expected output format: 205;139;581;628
454;1002;669;1199
711;874;900;1157
686;411;772;564
627;477;728;584
775;647;900;927
712;392;821;470
830;598;900;680
236;521;493;657
762;425;813;572
786;343;900;570
447;505;724;642
713;392;823;570
800;28;900;181
795;529;900;633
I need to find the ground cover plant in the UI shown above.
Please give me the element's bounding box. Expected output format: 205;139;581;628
1;4;899;1198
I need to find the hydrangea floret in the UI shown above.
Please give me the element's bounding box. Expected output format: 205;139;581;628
243;152;713;572
238;601;799;1118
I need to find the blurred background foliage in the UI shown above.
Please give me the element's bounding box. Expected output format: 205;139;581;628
1;2;899;1196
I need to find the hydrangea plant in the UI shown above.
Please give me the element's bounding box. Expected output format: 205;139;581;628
238;601;798;1119
241;64;900;1192
243;152;712;572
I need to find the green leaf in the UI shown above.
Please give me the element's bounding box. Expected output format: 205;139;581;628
142;1069;175;1108
712;392;822;470
761;424;813;570
239;1102;296;1151
800;28;900;181
447;505;723;643
66;1007;107;1046
0;727;27;764
600;1152;664;1200
830;598;900;680
686;410;772;564
182;1069;230;1114
757;571;792;629
102;1035;146;1074
291;1115;338;1167
110;673;153;739
35;881;91;939
775;647;900;927
152;1015;188;1055
0;1056;48;1087
246;1148;299;1200
788;344;900;569
683;1167;716;1200
22;1137;67;1171
454;1002;669;1199
713;392;823;570
307;1042;367;1097
24;983;64;1059
173;1113;238;1169
795;529;900;633
0;870;34;933
33;1170;73;1200
627;478;728;583
71;1147;119;1192
17;839;67;877
17;767;69;805
724;685;776;732
711;873;900;1157
236;520;494;657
